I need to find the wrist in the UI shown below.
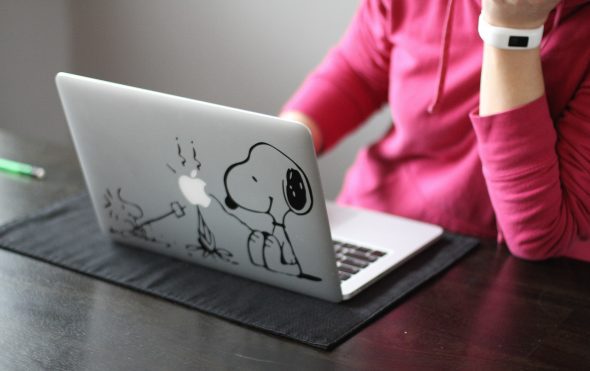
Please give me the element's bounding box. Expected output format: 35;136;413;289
280;111;323;152
480;44;544;116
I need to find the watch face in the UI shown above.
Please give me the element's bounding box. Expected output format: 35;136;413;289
508;36;529;47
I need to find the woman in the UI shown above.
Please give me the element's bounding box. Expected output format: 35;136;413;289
281;0;590;261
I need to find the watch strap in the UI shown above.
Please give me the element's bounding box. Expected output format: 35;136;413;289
478;14;544;50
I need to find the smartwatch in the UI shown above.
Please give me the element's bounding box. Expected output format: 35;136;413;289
478;14;544;50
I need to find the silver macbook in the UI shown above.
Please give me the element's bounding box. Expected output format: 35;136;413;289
55;72;443;302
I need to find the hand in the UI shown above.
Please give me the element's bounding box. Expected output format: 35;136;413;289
482;0;560;28
263;234;301;275
247;230;266;266
280;111;323;153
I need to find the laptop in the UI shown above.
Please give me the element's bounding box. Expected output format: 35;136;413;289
55;72;443;302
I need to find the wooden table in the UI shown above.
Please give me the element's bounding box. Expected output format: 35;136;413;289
0;128;589;370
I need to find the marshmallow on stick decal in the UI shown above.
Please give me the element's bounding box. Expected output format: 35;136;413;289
171;137;236;264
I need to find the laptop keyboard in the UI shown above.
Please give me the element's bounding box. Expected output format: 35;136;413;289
333;240;387;282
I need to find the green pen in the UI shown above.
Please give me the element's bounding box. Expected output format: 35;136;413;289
0;157;45;179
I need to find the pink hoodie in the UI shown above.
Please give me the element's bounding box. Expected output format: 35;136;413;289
283;0;590;261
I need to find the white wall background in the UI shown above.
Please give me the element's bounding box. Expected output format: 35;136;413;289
0;0;390;199
0;0;72;144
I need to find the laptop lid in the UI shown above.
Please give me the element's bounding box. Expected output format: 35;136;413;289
56;72;343;302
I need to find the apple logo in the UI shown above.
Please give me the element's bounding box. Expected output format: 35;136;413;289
179;169;212;207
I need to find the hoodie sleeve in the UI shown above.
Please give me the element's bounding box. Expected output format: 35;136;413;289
281;0;392;151
470;72;590;261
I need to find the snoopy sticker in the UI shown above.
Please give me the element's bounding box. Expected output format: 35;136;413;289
223;142;321;281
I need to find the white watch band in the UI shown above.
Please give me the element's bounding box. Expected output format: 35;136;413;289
478;14;544;50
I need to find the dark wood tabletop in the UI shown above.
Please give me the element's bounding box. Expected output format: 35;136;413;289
0;128;589;370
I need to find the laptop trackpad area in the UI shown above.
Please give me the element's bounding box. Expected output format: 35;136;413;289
326;201;443;258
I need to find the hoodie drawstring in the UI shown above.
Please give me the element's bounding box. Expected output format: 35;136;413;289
428;0;456;114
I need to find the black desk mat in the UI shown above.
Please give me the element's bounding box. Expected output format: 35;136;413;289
0;193;478;349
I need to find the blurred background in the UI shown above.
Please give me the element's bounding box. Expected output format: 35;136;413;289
0;0;389;199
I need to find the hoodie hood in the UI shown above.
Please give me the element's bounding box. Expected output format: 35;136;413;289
427;0;588;114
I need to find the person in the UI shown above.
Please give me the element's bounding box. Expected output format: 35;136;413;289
280;0;590;262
